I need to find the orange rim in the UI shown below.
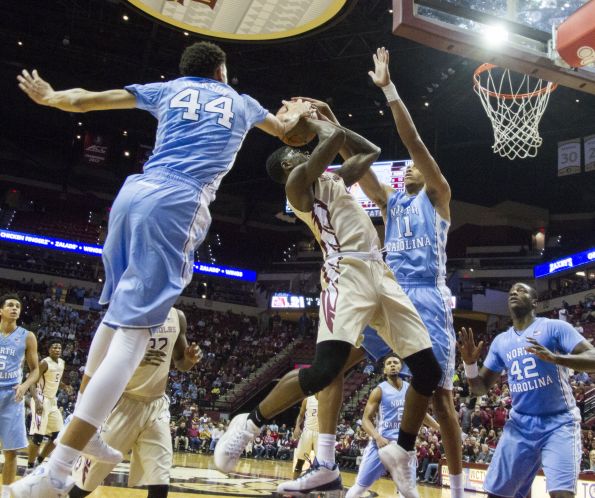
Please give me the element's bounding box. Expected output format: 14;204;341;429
473;63;558;100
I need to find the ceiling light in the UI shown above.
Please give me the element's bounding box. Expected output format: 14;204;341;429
17;41;23;46
77;122;83;126
424;102;429;107
76;135;81;140
183;31;189;36
122;130;128;136
124;150;130;157
483;24;509;47
122;14;129;21
160;75;165;79
348;113;353;118
379;110;384;115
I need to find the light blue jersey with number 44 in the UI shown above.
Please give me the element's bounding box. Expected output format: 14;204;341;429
125;77;268;187
483;317;583;418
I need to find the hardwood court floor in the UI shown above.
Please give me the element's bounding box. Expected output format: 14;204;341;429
5;453;450;497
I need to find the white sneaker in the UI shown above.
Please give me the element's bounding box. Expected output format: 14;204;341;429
214;413;259;473
276;458;342;495
10;464;74;497
56;416;122;465
378;442;419;498
81;431;123;464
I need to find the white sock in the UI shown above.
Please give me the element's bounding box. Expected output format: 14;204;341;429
450;473;464;498
316;433;336;466
47;443;80;481
345;484;368;498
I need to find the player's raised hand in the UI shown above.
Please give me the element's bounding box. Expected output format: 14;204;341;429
140;348;167;367
526;337;558;364
17;69;56;106
282;99;313;119
291;97;338;124
184;342;203;366
368;47;391;88
457;327;484;364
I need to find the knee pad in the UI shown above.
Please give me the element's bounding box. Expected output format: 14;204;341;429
404;348;442;397
31;434;44;445
298;341;351;396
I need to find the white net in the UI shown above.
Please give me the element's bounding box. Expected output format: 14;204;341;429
473;64;556;160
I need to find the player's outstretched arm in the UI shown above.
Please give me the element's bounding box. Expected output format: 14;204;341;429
361;386;389;448
369;48;450;209
256;100;313;139
291;97;380;187
173;310;203;372
18;70;136;113
358;170;393;223
14;332;40;402
285;119;345;212
457;327;500;396
423;413;440;432
526;337;595;371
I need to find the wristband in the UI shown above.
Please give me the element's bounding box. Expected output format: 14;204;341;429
381;82;400;102
464;362;479;378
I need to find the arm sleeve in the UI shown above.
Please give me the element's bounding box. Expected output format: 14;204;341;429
554;319;584;354
241;94;269;128
124;82;165;115
483;339;505;374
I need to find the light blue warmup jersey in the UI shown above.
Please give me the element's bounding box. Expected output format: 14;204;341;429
483;317;584;497
377;380;408;441
0;326;27;387
100;78;268;330
125;76;268;189
384;188;448;283
483;317;582;418
355;380;409;489
0;326;29;450
362;187;455;387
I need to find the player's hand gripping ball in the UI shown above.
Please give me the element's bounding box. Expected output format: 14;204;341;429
276;100;317;147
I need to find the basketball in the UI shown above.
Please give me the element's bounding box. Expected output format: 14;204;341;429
276;113;317;147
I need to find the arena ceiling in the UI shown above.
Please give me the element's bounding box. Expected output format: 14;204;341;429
1;0;594;221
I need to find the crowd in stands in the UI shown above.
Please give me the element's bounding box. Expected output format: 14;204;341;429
539;276;595;301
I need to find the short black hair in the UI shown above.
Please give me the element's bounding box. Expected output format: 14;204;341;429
266;146;294;184
179;42;226;78
383;353;401;366
49;341;62;349
0;293;21;309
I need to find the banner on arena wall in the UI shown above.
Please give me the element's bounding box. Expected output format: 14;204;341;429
557;138;581;176
441;464;595;496
83;132;109;166
584;134;595;172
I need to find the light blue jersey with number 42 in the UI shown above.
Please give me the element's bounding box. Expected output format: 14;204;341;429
483;317;583;418
125;77;268;187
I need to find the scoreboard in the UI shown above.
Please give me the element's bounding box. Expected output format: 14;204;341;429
286;159;411;218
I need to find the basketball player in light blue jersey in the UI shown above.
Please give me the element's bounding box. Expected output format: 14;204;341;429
16;42;311;497
356;47;464;497
459;282;595;498
0;294;40;495
346;355;439;498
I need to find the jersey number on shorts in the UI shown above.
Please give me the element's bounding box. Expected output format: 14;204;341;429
509;357;538;381
169;88;234;128
149;337;168;351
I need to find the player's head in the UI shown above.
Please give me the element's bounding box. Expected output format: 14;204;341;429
382;354;402;378
0;293;21;321
49;342;62;359
404;163;424;194
179;42;227;84
266;146;309;184
508;282;538;316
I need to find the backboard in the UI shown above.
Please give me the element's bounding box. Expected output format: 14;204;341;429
393;0;595;94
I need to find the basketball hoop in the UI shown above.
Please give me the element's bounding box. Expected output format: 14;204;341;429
473;63;557;160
